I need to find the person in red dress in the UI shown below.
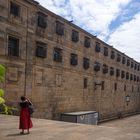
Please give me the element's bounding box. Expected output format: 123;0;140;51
19;96;33;134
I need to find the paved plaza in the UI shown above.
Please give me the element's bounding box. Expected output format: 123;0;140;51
0;114;140;140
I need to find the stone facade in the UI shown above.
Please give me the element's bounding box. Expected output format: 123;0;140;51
0;0;140;120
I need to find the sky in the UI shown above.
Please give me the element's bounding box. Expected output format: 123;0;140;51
37;0;140;62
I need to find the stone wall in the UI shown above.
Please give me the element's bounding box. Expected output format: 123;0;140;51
0;0;140;120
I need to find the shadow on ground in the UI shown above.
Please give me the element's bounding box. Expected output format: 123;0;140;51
7;133;28;137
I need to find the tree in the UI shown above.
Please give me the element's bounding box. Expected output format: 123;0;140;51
0;64;5;81
0;64;13;114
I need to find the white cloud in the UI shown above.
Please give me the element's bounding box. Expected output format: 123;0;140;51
37;0;140;62
108;12;140;62
38;0;131;37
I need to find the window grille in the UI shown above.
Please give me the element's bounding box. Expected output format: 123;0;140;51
84;37;90;48
56;21;64;36
8;36;19;57
37;12;47;28
122;57;126;64
126;72;129;80
36;42;47;58
53;48;62;62
94;62;101;72
114;83;117;91
131;62;134;68
130;74;133;81
70;53;78;66
83;57;90;69
110;67;114;76
84;78;88;89
10;2;20;17
72;30;79;42
111;51;115;59
95;42;100;52
116;69;120;77
102;64;108;74
121;71;125;79
127;59;130;66
117;54;121;62
104;47;108;56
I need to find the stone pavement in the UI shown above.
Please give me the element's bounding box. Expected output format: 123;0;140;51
0;114;140;140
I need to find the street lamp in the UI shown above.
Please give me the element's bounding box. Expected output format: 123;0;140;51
126;95;130;106
94;81;104;90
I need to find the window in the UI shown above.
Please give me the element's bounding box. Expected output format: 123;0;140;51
95;42;100;52
121;71;125;79
134;75;136;82
127;59;130;66
83;57;90;69
111;51;115;59
138;65;140;71
114;83;117;91
134;64;137;70
104;47;108;56
122;57;126;64
137;76;139;82
101;81;104;90
124;85;126;91
117;54;121;62
84;36;90;48
130;74;133;81
84;78;88;89
70;53;78;66
72;30;79;42
8;36;19;57
110;67;114;76
37;12;47;28
56;21;64;36
102;64;108;74
116;69;120;77
36;42;47;58
94;62;101;72
10;2;20;17
126;72;129;80
53;48;62;62
131;62;134;68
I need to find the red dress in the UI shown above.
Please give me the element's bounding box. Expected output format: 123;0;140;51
19;101;33;129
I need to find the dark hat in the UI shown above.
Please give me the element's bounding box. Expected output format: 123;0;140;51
21;96;26;101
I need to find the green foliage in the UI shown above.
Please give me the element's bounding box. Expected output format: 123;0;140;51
0;64;5;82
0;64;16;115
0;103;17;115
3;104;13;115
0;89;4;97
0;97;5;104
0;64;12;115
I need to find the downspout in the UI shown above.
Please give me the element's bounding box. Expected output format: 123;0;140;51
24;6;29;96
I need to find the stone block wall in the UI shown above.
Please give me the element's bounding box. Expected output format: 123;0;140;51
0;0;139;120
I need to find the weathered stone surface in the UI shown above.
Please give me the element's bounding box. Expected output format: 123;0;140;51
0;0;139;120
0;114;140;140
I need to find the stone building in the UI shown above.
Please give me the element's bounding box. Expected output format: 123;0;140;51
0;0;140;121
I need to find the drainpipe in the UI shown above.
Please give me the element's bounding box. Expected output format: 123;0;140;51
24;6;29;96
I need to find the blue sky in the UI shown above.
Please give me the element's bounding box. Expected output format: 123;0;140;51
37;0;140;62
109;0;140;30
